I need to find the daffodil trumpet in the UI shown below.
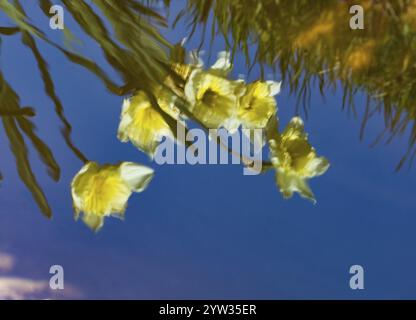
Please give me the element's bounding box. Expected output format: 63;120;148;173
71;161;154;231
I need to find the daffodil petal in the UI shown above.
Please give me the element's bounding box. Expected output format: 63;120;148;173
283;116;305;136
119;162;154;192
276;170;316;203
211;51;232;75
188;50;204;68
82;214;104;232
293;177;316;203
305;156;330;177
267;80;282;96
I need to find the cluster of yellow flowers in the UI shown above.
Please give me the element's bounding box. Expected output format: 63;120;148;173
70;51;329;232
117;52;281;156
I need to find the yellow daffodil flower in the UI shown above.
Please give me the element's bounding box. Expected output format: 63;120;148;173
183;51;281;138
71;161;154;232
238;80;281;145
270;117;329;202
238;80;281;129
117;89;179;158
185;69;242;131
184;51;243;132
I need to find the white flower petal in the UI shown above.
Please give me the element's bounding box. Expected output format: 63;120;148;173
119;162;154;193
121;98;130;113
267;81;282;96
305;156;330;177
188;50;204;67
184;69;200;105
211;51;231;71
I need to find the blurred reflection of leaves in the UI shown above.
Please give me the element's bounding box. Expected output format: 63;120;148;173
178;0;416;169
0;0;175;217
